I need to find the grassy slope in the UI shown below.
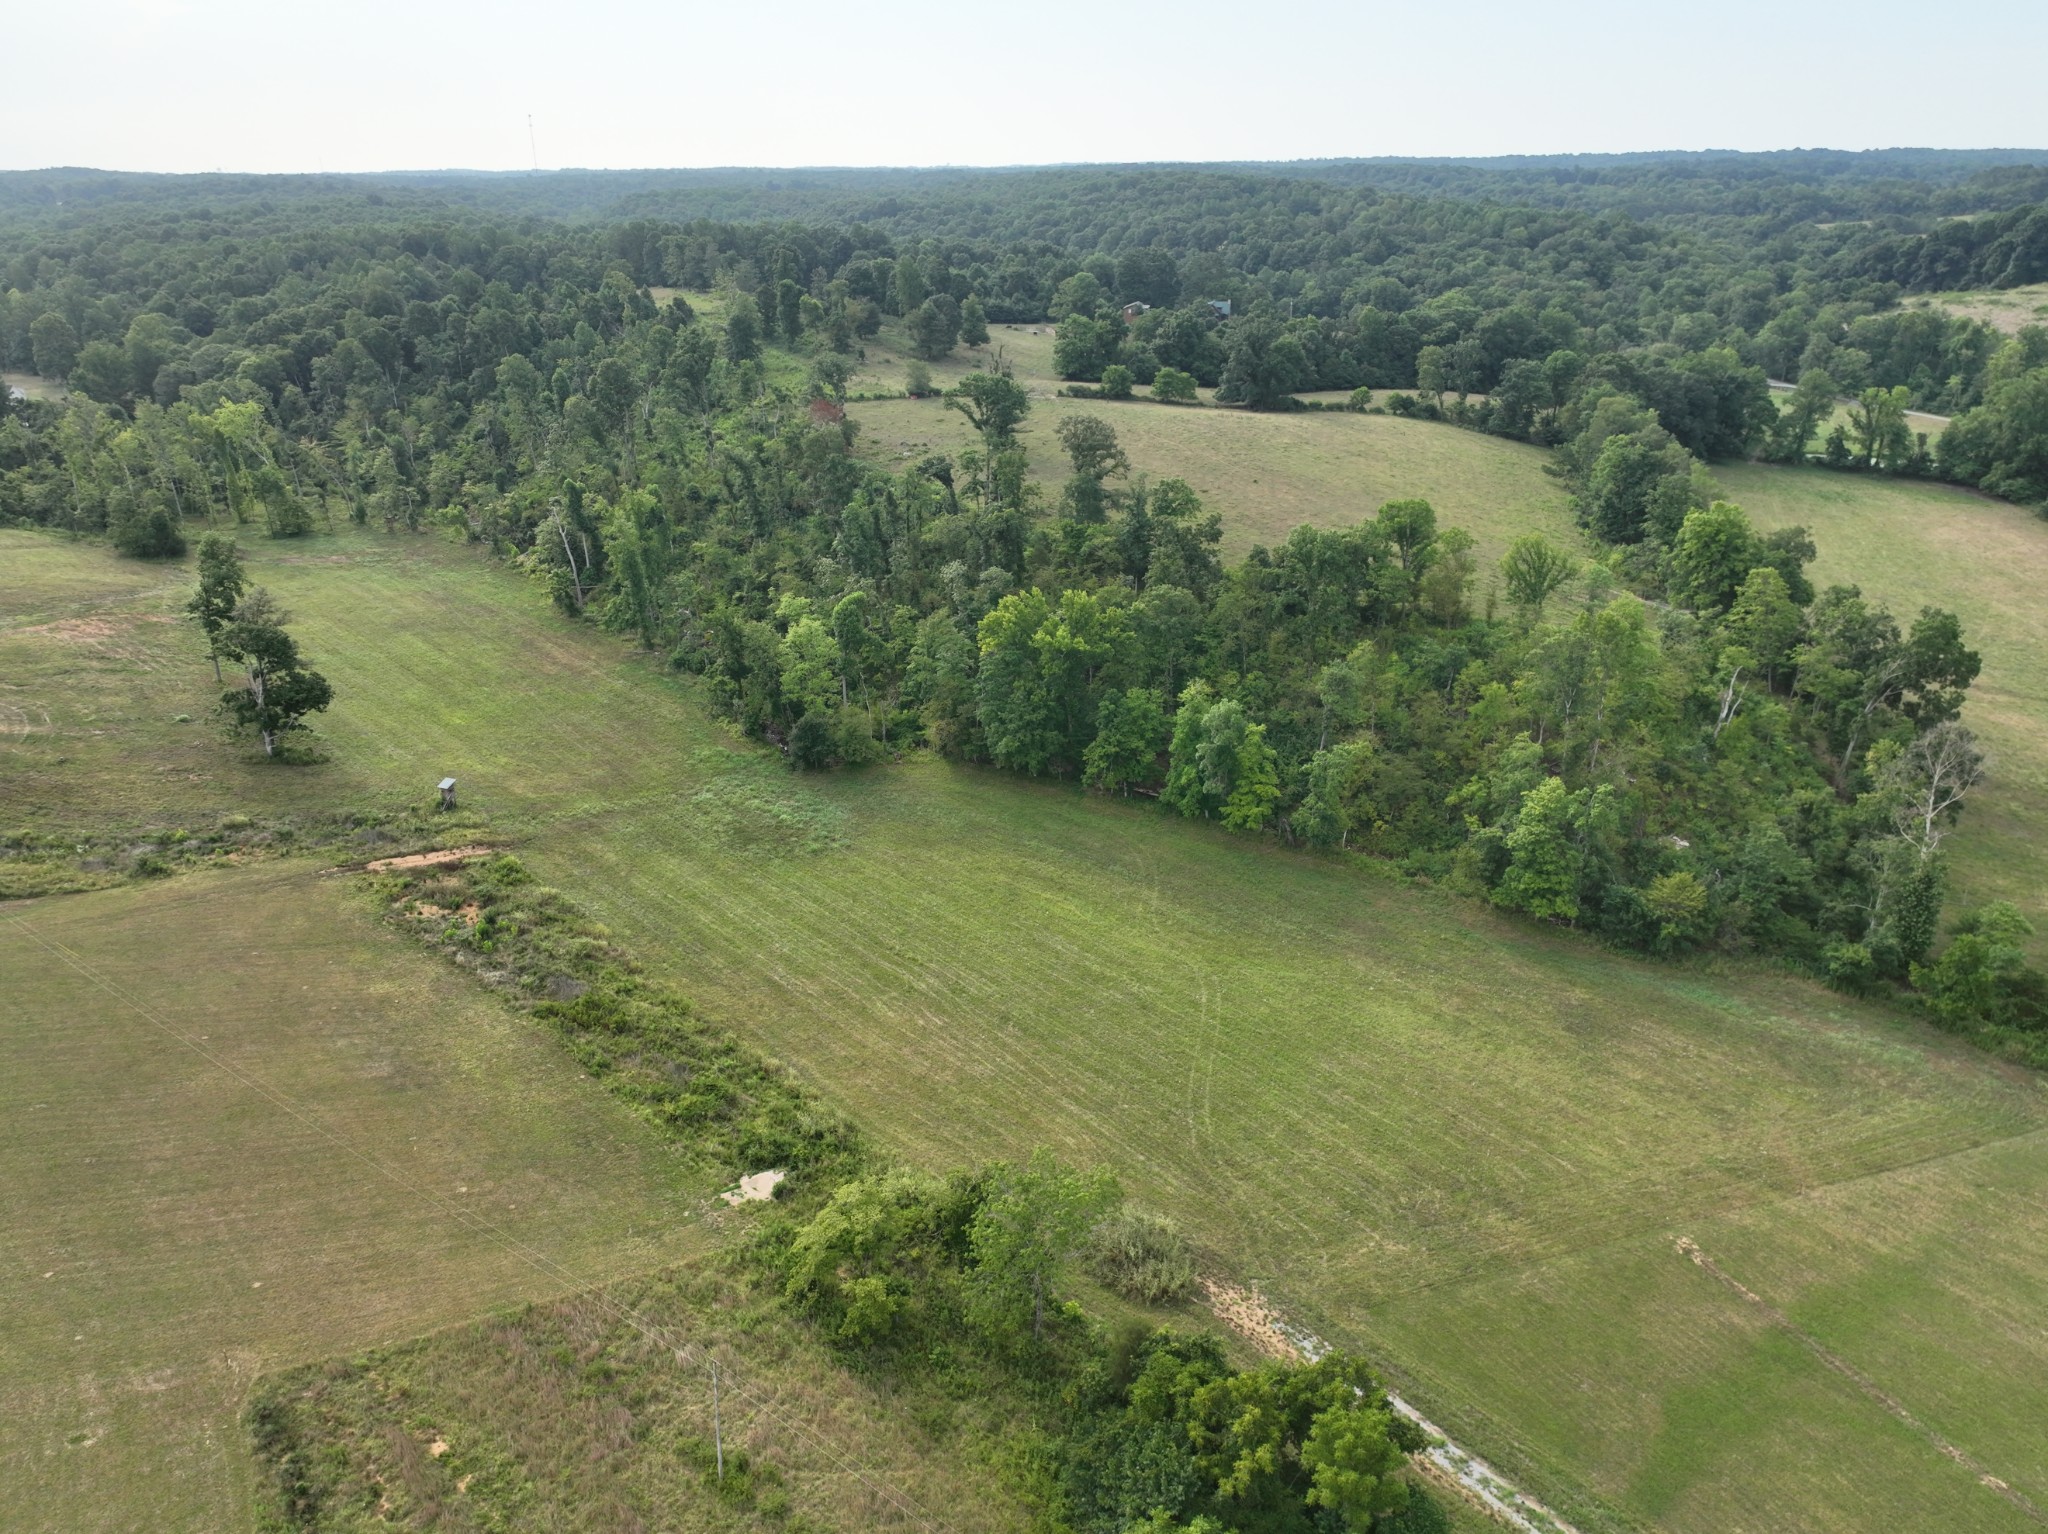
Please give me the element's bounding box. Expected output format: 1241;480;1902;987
0;864;711;1531
7;526;2046;1531
1901;282;2048;337
849;393;1581;566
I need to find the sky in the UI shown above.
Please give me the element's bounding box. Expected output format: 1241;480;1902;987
9;0;2046;174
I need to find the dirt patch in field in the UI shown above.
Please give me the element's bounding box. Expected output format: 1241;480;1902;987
719;1169;786;1205
363;846;497;873
1199;1277;1308;1361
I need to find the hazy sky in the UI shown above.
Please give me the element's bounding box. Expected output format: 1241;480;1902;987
11;0;2046;174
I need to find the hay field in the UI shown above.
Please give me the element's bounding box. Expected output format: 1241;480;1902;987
848;394;1581;565
7;528;2047;1530
1901;282;2048;337
0;864;710;1531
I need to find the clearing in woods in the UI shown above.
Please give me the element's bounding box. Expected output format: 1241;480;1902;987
847;391;1580;565
1900;281;2048;336
6;523;2048;1531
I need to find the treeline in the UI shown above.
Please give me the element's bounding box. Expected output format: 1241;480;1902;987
9;166;2048;431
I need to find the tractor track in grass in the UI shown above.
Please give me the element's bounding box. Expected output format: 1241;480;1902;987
1674;1237;2044;1524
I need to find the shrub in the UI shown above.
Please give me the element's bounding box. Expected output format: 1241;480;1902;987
1099;364;1134;400
1823;941;1877;995
1151;368;1198;405
1087;1208;1196;1304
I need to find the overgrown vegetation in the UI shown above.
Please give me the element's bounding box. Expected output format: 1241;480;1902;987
374;851;862;1184
0;804;463;898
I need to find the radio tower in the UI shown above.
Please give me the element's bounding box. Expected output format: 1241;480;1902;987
528;115;538;173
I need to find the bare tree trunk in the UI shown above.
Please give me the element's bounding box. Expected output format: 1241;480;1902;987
555;516;585;609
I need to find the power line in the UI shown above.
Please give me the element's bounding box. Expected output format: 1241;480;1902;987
4;910;947;1532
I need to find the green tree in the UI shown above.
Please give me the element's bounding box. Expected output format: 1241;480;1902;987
1054;314;1122;380
966;1149;1118;1345
778;614;841;720
907;296;962;361
1057;414;1129;524
1667;501;1763;613
1724;565;1801;684
1848;384;1912;471
1301;1403;1410;1526
1083;688;1166;794
1766;367;1837;463
1216;315;1306;410
69;340;133;406
959;295;989;347
948;369;1031;447
29;312;78;380
1049;271;1108;321
1151;367;1198;404
1501;533;1578;616
185;532;248;682
1295;741;1374;849
779;1169;967;1347
723;302;761;362
1161;681;1217;818
892;258;929;315
1099;363;1134;400
1495;776;1584;921
1938;367;2048;505
1219;722;1280;831
218;588;334;758
1912;903;2043;1029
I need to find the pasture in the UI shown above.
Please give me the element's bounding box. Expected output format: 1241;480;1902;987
848;393;1581;564
0;864;711;1530
1902;282;2048;337
7;524;2048;1531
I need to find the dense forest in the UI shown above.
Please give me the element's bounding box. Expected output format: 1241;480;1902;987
5;152;2046;1055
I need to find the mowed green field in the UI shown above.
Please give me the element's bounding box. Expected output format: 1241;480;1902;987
7;525;2048;1531
848;393;1580;565
0;864;712;1531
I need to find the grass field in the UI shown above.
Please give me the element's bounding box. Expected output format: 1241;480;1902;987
848;394;1581;565
0;864;713;1530
3;369;67;403
1901;282;2048;337
1768;381;1951;440
8;525;2048;1531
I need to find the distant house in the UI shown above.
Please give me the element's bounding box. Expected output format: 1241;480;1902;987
1121;301;1151;324
1206;299;1232;319
807;397;846;426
